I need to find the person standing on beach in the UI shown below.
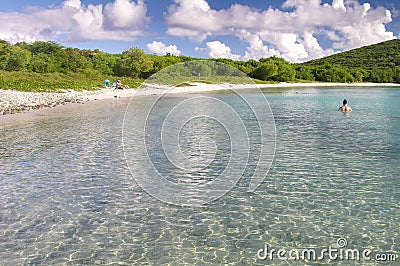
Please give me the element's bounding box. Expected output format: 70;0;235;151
338;99;352;112
104;79;110;88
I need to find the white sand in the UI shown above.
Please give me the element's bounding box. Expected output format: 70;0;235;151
1;82;400;115
127;81;399;96
139;81;400;95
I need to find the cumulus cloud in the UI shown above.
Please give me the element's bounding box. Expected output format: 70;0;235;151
165;0;396;62
0;0;150;43
195;41;241;60
104;0;149;30
235;32;281;60
0;13;54;44
147;41;181;55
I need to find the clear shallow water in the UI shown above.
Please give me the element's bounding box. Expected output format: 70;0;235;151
0;88;399;265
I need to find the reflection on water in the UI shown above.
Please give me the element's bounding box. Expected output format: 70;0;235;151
0;88;399;265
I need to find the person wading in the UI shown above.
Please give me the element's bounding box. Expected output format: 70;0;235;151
338;99;352;112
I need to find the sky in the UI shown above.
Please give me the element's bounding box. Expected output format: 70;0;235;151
1;0;400;62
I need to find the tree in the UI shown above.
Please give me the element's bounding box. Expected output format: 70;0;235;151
114;48;153;78
59;48;91;72
295;65;315;81
30;53;58;73
350;68;367;82
250;63;278;81
17;41;64;55
91;52;116;75
238;65;253;75
276;63;296;82
253;56;296;82
0;40;12;70
393;66;400;83
216;63;235;76
5;46;31;71
190;61;213;77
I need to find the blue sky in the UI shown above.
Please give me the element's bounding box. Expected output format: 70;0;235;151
0;0;399;62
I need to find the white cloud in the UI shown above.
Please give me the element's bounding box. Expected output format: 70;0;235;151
195;41;241;60
165;0;217;41
0;13;54;44
104;0;148;30
0;0;150;43
301;31;334;60
332;0;346;11
165;0;396;62
64;0;83;10
238;32;281;60
147;41;181;55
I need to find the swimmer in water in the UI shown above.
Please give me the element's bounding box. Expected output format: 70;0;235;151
338;99;352;112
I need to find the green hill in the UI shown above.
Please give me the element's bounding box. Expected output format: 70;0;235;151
302;39;400;70
298;39;400;83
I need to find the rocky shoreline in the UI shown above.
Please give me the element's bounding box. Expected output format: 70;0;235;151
0;89;110;115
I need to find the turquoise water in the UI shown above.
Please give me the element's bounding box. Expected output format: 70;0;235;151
0;87;399;265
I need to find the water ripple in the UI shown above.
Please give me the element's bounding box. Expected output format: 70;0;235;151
0;89;399;265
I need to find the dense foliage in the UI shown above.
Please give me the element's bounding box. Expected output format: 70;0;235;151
303;39;400;83
0;39;399;91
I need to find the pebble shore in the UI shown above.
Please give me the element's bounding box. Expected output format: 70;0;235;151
0;89;110;115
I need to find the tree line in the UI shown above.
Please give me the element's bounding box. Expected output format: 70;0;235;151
1;39;399;84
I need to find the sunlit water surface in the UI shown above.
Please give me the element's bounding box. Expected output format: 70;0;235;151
0;87;399;265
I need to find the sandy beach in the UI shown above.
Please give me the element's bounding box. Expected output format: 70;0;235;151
1;82;400;115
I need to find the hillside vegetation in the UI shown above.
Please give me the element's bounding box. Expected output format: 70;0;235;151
302;39;400;83
0;39;399;92
304;39;400;69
